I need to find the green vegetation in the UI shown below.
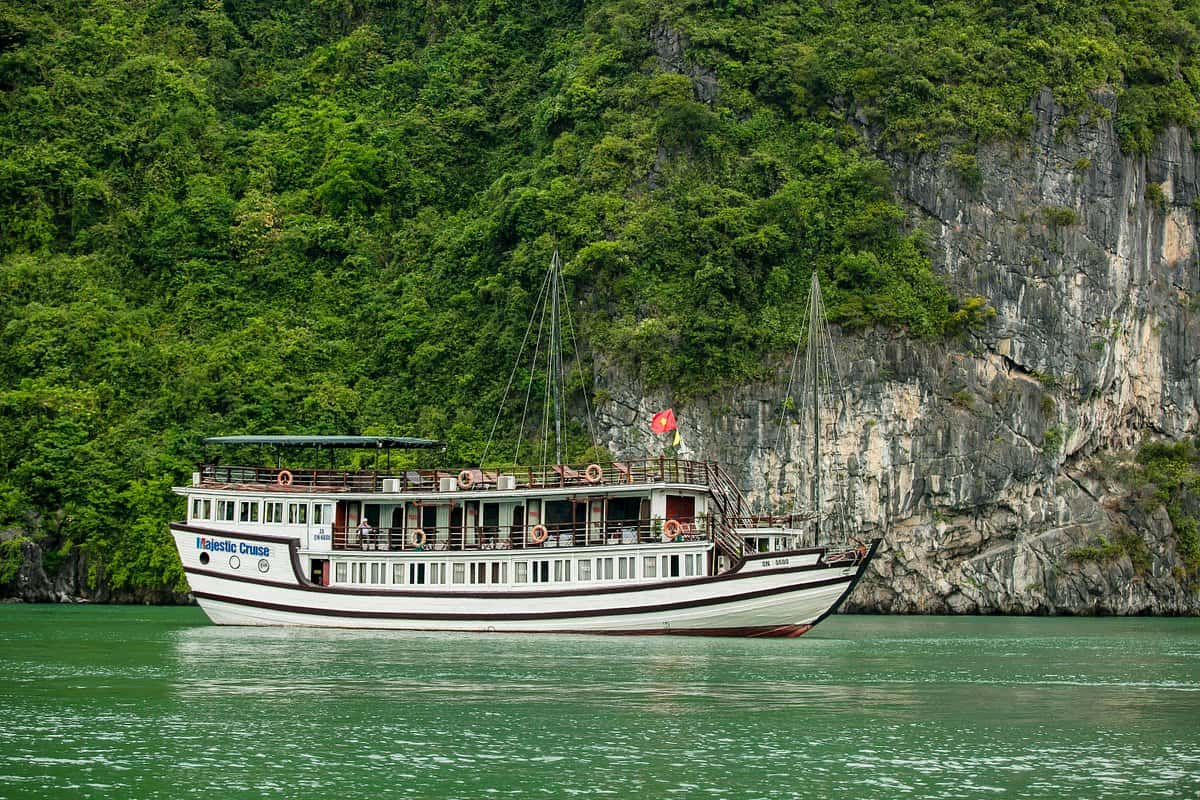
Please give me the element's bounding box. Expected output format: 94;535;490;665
1134;440;1200;572
1043;426;1064;457
1042;205;1079;227
948;152;982;191
1145;181;1168;211
1068;530;1152;574
1;0;1198;595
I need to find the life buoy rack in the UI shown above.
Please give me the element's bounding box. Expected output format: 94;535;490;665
409;529;427;548
584;463;603;484
457;470;475;490
276;470;293;487
530;524;549;544
663;518;683;541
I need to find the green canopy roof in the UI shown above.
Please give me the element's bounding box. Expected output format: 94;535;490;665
202;435;445;450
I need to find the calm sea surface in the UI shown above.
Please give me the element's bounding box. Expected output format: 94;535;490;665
0;606;1197;799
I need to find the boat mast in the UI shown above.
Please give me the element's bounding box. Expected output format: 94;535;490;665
550;247;564;465
808;271;821;538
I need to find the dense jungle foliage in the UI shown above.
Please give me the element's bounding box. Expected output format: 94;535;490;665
2;0;1199;595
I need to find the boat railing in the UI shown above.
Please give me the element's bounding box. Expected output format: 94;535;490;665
729;512;820;529
197;457;716;493
329;517;714;553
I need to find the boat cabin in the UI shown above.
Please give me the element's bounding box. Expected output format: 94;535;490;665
180;436;751;591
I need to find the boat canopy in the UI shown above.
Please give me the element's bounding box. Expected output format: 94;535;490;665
202;435;446;450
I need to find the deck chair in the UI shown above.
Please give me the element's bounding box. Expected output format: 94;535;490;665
551;464;581;485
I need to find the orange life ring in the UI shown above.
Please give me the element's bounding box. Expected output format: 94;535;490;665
857;543;867;560
277;470;293;487
530;524;549;544
663;519;683;541
409;529;427;548
457;470;474;490
584;463;603;484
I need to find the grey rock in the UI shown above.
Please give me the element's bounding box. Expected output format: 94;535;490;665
597;87;1200;615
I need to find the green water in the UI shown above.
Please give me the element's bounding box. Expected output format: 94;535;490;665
0;607;1197;799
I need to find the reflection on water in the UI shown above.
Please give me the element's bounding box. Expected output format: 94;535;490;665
0;608;1197;799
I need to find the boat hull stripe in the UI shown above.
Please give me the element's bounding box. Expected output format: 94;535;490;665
181;557;845;599
190;573;854;622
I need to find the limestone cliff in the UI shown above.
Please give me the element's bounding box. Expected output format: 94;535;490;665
597;88;1200;615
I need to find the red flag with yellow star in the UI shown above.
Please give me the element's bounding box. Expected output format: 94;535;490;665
650;408;677;434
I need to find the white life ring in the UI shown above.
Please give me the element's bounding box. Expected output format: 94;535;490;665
530;524;549;544
409;529;427;548
277;470;293;487
457;470;474;490
584;463;603;484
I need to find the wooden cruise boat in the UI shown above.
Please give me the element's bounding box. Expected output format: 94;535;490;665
170;435;877;636
171;258;877;635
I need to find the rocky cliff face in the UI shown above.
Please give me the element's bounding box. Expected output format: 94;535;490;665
597;88;1200;615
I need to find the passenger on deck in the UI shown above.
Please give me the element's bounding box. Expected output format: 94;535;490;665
357;516;373;550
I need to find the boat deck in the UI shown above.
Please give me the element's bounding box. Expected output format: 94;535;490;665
196;458;717;494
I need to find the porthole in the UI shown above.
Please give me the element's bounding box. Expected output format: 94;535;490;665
258;558;270;574
199;552;210;566
229;555;241;570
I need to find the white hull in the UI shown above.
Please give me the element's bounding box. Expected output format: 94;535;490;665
173;524;874;637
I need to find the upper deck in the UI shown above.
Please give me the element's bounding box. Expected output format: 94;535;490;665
195;457;719;496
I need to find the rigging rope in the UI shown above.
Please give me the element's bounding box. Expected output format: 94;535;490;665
479;265;554;469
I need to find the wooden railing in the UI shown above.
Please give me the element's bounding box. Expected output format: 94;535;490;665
198;458;716;493
330;518;713;553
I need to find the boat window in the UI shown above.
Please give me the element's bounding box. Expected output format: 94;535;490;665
288;503;308;525
607;496;643;524
393;563;405;584
370;563;381;584
421;505;437;531
618;556;629;579
470;563;485;584
453;563;466;584
191;499;202;520
239;501;259;523
553;559;570;582
544;500;572;527
684;554;696;577
409;563;426;585
515;562;528;583
643;556;657;578
599;557;614;580
335;562;347;583
577;559;591;581
432;563;447;584
492;562;505;584
216;500;235;521
666;555;680;578
202;499;212;519
264;502;284;524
